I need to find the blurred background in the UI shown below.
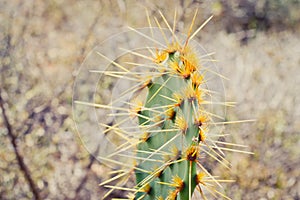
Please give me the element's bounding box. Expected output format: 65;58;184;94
0;0;299;199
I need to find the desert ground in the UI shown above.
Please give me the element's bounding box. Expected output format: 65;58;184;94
0;1;299;199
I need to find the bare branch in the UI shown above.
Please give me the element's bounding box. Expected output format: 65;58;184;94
0;89;41;200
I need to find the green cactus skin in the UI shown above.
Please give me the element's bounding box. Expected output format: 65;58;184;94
134;48;205;200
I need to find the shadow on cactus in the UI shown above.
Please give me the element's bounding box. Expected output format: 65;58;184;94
73;10;253;200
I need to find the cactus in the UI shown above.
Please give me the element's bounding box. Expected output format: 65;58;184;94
134;38;208;199
73;10;253;200
132;12;221;200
